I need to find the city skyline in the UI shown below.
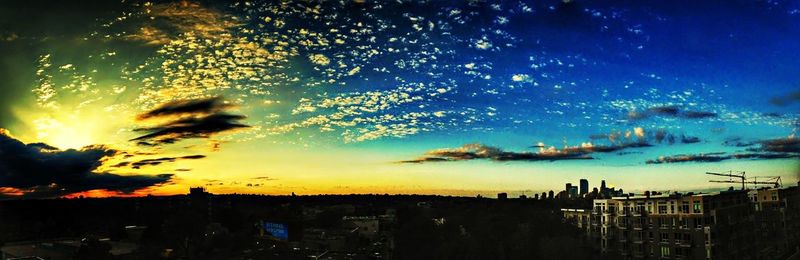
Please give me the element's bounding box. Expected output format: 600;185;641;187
1;0;799;199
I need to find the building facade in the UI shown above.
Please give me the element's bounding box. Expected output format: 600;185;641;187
563;186;800;259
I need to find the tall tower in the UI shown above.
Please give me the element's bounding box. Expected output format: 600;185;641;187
601;180;607;191
579;179;589;195
565;183;573;198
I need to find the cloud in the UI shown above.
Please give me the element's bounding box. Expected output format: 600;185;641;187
647;135;800;164
731;153;800;160
763;112;782;118
123;1;241;45
633;127;646;139
400;144;594;163
131;97;249;146
112;155;207;169
627;105;717;120
680;135;701;144
646;151;798;164
723;137;756;147
0;129;172;198
252;176;278;181
402;128;695;164
136;97;233;120
682;111;717;119
646;153;730;164
769;91;800;106
589;127;702;146
399;157;452;164
648;105;680;116
758;136;800;153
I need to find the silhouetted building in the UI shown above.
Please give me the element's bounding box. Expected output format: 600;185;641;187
566;183;573;198
497;193;508;200
548;190;554;199
748;186;800;259
580;179;589;196
569;186;578;199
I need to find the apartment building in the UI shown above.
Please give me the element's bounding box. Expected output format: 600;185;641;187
563;186;800;259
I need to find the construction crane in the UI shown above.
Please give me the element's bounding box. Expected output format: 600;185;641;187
706;171;783;189
706;171;746;190
749;176;782;188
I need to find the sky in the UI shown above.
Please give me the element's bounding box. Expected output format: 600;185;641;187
0;0;798;198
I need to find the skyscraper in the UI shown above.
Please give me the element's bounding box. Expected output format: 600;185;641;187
565;183;573;198
579;179;589;195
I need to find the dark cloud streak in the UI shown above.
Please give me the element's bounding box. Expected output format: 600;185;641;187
112;155;207;169
136;97;233;120
627;105;718;121
131;97;250;146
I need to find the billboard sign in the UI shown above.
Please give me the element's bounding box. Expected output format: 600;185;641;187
262;222;289;240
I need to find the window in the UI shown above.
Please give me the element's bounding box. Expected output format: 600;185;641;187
661;233;669;242
661;246;670;256
693;202;701;213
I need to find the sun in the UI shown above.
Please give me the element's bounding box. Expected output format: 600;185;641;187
33;117;97;150
49;126;94;149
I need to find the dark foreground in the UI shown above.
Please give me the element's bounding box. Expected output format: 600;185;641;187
0;191;611;260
